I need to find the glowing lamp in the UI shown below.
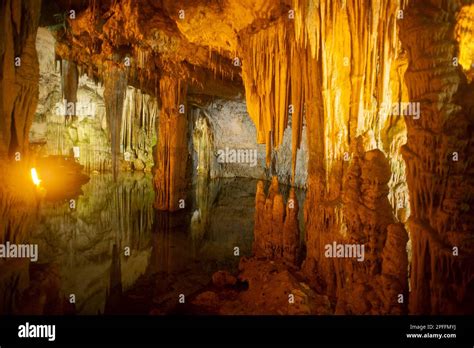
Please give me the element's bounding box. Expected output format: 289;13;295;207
31;168;41;186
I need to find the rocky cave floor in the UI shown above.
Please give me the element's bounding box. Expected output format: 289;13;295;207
10;253;333;316
121;257;332;316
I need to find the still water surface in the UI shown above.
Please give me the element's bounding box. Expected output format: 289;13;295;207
31;173;305;314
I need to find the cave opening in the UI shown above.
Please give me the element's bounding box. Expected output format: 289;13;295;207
0;0;472;317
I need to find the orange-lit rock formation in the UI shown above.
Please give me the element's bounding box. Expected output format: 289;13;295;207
399;0;474;314
153;74;188;211
254;177;300;265
103;64;128;179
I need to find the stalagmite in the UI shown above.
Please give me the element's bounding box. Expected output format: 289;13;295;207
315;145;410;314
104;65;128;180
291;0;413;313
154;74;188;211
253;177;300;265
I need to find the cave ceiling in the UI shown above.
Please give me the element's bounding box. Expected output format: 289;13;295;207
48;0;292;101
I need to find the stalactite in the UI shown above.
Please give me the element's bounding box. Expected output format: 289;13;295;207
240;20;290;167
291;0;472;314
104;65;128;180
241;0;401;182
292;0;401;185
240;18;310;181
60;59;78;122
153;74;188;211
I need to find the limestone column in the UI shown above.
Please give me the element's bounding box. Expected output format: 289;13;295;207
103;64;127;180
154;74;188;211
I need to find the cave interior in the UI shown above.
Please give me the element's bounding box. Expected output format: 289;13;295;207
0;0;473;315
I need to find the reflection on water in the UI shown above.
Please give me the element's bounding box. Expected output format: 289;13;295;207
31;173;154;314
23;173;305;315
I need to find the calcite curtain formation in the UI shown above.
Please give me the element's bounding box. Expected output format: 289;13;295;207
291;0;404;180
240;0;405;183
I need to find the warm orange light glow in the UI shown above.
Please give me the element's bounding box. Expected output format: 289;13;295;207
31;168;41;186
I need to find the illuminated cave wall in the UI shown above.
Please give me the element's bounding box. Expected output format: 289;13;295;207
190;100;308;187
456;3;474;80
399;0;474;314
30;28;157;174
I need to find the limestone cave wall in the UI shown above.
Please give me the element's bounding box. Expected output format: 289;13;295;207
30;28;158;174
399;0;474;314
